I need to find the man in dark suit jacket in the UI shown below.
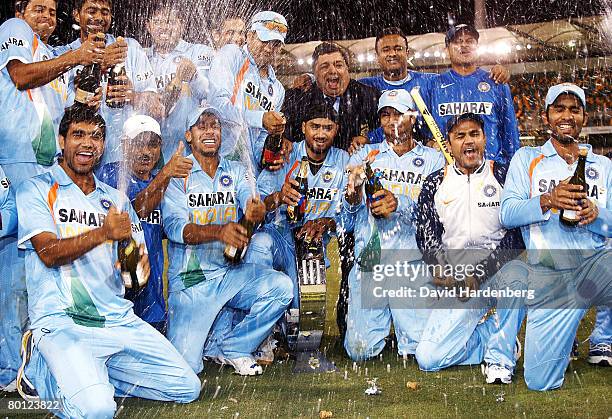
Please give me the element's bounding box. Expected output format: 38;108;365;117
282;42;380;340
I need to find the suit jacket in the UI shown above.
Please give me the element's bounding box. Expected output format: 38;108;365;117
282;79;381;151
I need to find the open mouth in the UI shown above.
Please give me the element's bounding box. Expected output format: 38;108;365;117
463;146;477;158
326;75;340;90
75;151;95;164
557;122;575;133
201;139;216;146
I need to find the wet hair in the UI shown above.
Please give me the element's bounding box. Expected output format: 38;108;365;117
312;42;351;68
73;0;112;12
59;105;106;140
14;1;31;14
375;27;409;52
149;1;188;24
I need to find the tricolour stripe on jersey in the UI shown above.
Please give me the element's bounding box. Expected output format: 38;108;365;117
528;154;546;197
47;182;59;223
230;59;251;105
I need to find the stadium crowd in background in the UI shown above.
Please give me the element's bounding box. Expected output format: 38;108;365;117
0;0;610;417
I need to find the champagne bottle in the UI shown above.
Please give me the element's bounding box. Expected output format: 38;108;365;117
560;148;588;227
223;215;255;263
75;63;102;105
287;157;309;225
106;62;128;108
118;237;141;292
260;134;283;170
364;160;385;219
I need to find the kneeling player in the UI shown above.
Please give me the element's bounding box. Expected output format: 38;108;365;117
162;106;293;376
16;106;200;418
341;90;445;360
414;113;524;383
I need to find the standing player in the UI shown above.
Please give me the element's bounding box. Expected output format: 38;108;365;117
58;0;160;167
421;24;519;164
145;4;215;161
15;105;200;417
98;115;193;333
208;11;288;174
500;83;611;390
0;0;104;390
341;90;445;360
162;106;293;376
414;113;524;383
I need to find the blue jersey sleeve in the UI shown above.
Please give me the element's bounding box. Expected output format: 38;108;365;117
0;18;35;70
498;83;520;162
126;37;155;94
189;43;215;102
122;190;147;249
500;148;551;228
161;177;189;244
16;178;58;250
586;158;612;238
97;163;119;189
0;167;17;238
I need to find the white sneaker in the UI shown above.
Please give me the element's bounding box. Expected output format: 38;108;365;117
17;330;39;401
222;356;263;376
254;336;277;366
587;342;612;366
482;363;512;384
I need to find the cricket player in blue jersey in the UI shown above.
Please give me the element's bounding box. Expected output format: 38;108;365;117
421;24;520;164
248;100;349;306
208;11;288;174
340;89;445;360
499;83;612;391
162;106;293;376
58;0;160;167
0;0;107;390
414;113;525;384
586;307;611;366
15;105;200;418
99;115;193;333
145;4;215;161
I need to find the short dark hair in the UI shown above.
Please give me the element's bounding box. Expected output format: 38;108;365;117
375;27;409;52
14;1;30;14
149;1;188;23
59;105;106;140
73;0;112;12
312;42;350;68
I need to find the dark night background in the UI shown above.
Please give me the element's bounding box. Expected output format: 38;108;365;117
0;0;607;46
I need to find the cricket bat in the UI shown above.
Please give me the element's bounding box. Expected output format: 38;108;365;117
410;87;454;165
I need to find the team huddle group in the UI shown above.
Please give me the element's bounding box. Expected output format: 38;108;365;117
0;0;610;417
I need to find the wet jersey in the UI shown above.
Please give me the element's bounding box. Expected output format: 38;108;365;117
0;166;17;238
98;162;165;323
342;140;445;262
421;68;519;164
162;155;255;292
0;18;69;166
257;141;349;246
16;164;146;329
146;40;214;161
59;35;156;165
359;71;435;143
500;140;611;266
208;44;285;173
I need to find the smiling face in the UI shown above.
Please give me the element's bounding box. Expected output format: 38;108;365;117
314;51;350;97
124;132;161;180
59;121;105;175
73;0;112;37
447;30;478;67
302;117;337;157
186;112;222;158
217;18;246;47
246;31;282;68
543;93;587;144
17;0;57;42
376;34;408;76
447;119;486;174
147;8;183;51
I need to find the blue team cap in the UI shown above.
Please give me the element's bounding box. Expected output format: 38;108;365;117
446;112;485;133
445;24;479;46
377;89;416;114
185;105;223;132
250;11;288;43
545;83;586;109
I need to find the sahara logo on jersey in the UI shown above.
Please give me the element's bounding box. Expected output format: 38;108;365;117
0;37;27;51
438;102;493;116
188;191;236;207
244;81;274;111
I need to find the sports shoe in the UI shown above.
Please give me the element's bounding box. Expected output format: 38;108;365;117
17;330;39;401
514;337;522;361
222;356;263;376
254;336;277;366
586;342;611;366
481;363;513;384
571;339;580;360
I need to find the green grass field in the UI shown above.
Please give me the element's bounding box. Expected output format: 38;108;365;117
2;241;611;418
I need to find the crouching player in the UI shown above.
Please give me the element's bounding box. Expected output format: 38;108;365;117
500;83;612;390
15;106;200;418
99;115;193;333
162;106;293;376
248;100;348;307
341;89;445;360
414;113;525;383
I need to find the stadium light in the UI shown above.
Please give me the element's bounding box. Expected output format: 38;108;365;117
423;51;430;58
414;52;422;58
568;39;576;47
297;58;304;65
434;50;441;57
366;53;374;62
526;44;532;49
498;43;512;55
515;44;522;51
357;54;365;63
307;57;313;65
